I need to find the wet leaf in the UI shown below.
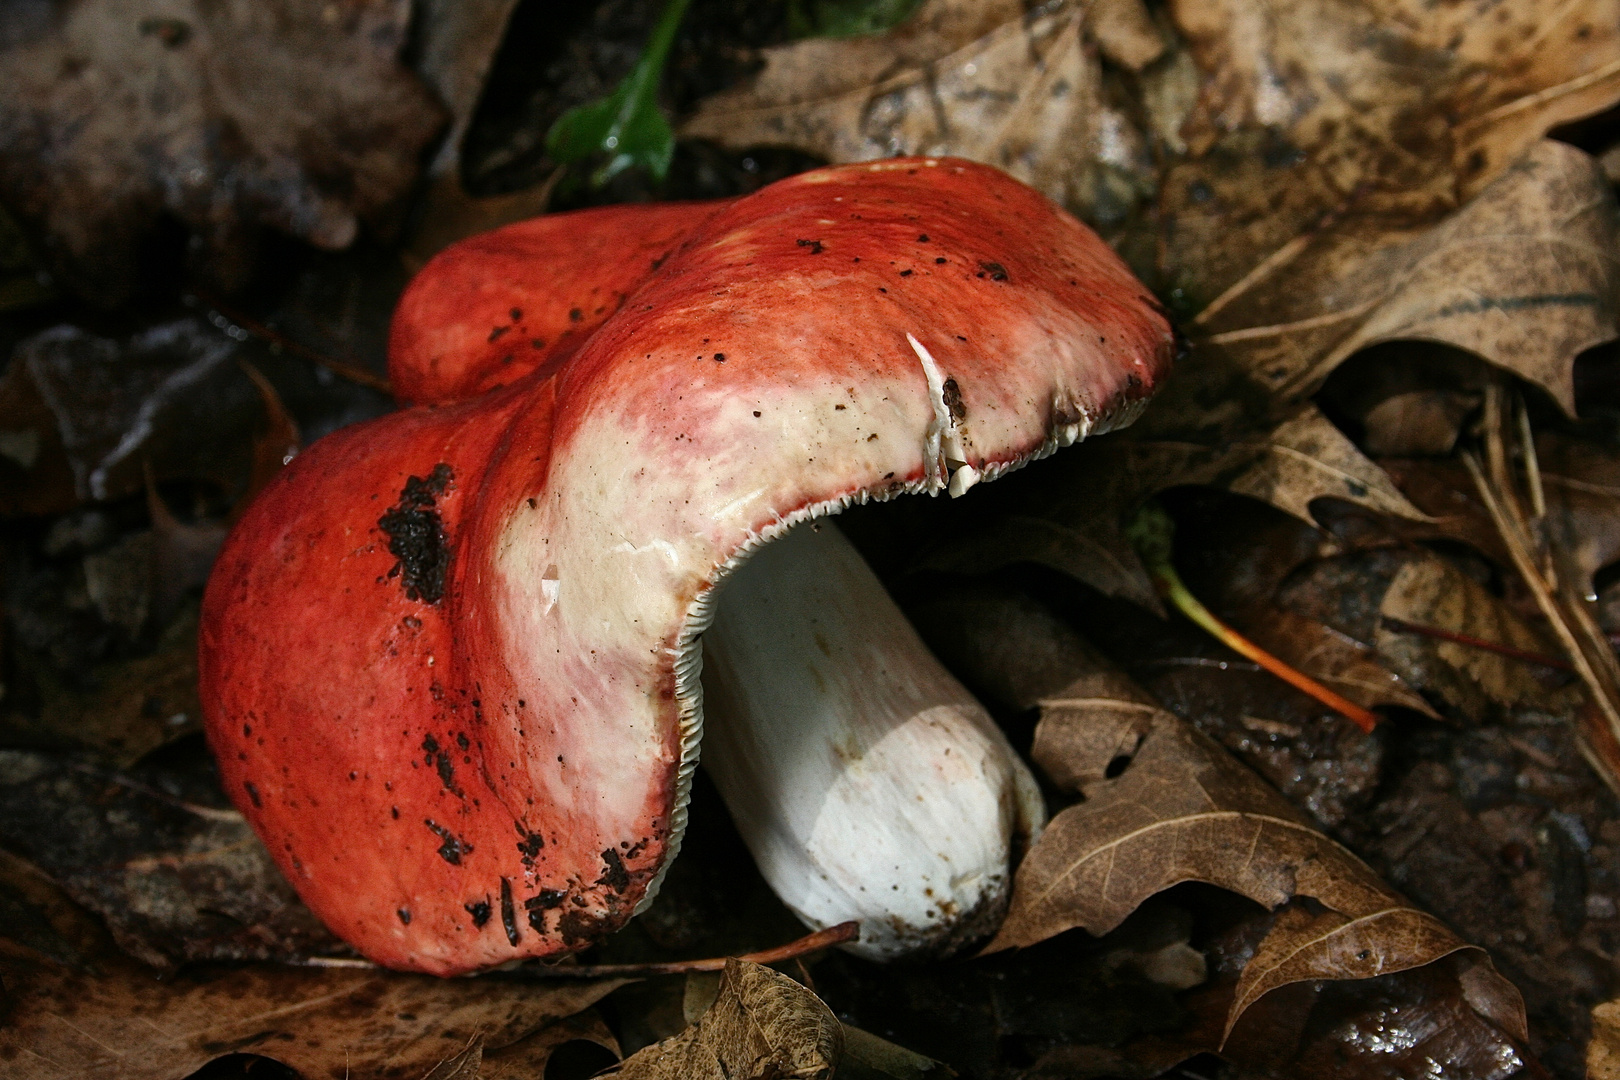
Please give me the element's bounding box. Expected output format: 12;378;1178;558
0;747;336;968
682;0;1160;227
548;0;691;187
0;320;256;513
1;604;204;766
1189;140;1620;414
0;0;445;303
611;958;841;1080
988;655;1526;1041
1214;955;1531;1079
0;932;624;1080
1229;903;1524;1043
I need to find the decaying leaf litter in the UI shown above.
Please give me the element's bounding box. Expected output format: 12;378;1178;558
3;0;1620;1076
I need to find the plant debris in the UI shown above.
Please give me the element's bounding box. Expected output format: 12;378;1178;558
4;0;1620;1075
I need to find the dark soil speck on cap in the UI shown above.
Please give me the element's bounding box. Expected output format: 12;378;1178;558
597;848;631;892
465;898;491;927
500;878;519;945
425;818;473;865
378;464;454;604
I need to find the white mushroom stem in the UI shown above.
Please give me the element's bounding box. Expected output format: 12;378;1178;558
699;520;1046;960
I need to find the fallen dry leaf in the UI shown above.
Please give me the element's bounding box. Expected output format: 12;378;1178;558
0;0;445;303
611;959;841;1080
1164;0;1620;302
1278;548;1576;720
1190;140;1620;415
1221;403;1427;525
403;0;562;262
476;1009;622;1080
989;651;1525;1041
682;0;1160;229
1535;431;1620;596
0;748;336;968
0;319;257;512
1592;999;1620;1079
0;942;624;1080
1174;0;1620;198
1;604;203;766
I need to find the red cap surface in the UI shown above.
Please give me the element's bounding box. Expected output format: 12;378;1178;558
200;158;1174;974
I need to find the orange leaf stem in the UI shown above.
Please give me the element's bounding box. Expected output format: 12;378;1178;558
1129;501;1380;733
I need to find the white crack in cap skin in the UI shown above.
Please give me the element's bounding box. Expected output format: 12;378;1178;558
700;522;1045;959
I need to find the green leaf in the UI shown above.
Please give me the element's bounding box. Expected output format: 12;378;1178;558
787;0;922;39
545;0;691;187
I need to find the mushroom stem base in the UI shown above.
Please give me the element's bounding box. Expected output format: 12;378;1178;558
698;521;1045;960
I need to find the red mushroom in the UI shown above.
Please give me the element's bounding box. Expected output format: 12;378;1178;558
199;158;1173;974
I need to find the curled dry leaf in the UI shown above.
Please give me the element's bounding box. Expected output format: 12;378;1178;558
1191;141;1620;414
988;652;1525;1042
1222;404;1426;526
682;0;1160;227
0;0;445;302
610;959;841;1080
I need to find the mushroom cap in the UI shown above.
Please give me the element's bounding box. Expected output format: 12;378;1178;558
199;158;1174;975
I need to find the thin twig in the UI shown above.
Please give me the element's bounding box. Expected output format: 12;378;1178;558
292;921;860;979
192;289;393;394
1515;394;1546;522
524;921;859;978
1379;616;1573;672
1462;430;1620;795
